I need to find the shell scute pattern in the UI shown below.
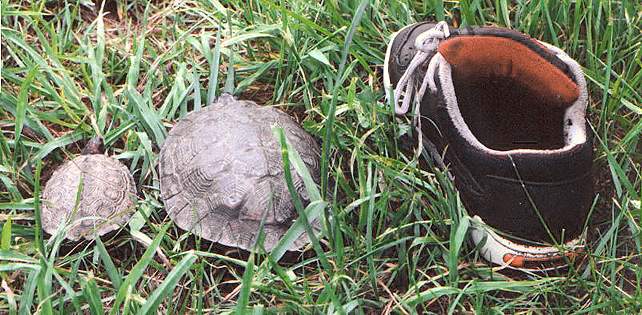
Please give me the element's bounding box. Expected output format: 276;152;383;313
42;154;137;240
160;97;321;251
181;167;216;195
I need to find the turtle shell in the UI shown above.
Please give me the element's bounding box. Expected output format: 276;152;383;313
42;154;137;240
159;96;321;251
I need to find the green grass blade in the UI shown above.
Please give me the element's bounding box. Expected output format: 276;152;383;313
94;238;122;290
32;160;45;256
235;251;255;315
13;66;38;145
270;200;327;262
137;252;197;315
109;224;169;315
206;31;222;105
272;128;328;270
223;10;236;95
82;276;105;315
1;216;12;250
18;268;41;315
31;130;84;162
448;215;469;284
320;0;369;195
191;65;202;111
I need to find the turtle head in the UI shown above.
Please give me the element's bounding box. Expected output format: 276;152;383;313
216;93;237;105
81;137;105;155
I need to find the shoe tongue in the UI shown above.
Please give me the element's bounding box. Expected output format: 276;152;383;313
438;36;579;107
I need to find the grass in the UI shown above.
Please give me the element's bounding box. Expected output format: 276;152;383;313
1;0;641;313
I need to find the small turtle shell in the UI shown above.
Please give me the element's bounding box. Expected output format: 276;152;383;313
42;154;137;240
160;96;321;251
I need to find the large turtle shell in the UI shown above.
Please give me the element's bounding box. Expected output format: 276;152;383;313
42;154;137;240
159;95;321;251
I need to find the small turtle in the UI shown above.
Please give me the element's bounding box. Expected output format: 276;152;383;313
42;137;137;240
160;94;321;251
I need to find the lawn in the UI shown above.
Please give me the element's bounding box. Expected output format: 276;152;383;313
1;0;641;313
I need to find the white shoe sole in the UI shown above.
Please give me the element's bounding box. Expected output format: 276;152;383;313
470;215;585;272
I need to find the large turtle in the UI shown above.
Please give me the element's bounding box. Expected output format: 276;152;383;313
42;137;137;240
159;95;321;251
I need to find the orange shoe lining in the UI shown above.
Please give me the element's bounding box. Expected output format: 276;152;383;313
438;36;579;106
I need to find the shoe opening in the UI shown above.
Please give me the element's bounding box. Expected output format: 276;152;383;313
438;36;580;151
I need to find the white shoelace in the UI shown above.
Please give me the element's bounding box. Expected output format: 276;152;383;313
392;21;451;163
393;21;451;117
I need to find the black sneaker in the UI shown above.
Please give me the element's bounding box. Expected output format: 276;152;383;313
384;22;592;271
